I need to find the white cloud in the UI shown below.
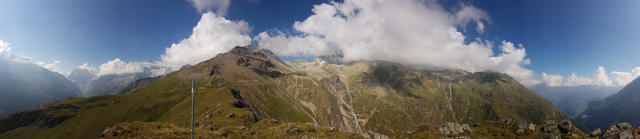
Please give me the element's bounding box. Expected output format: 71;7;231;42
186;0;230;16
541;66;640;87
34;60;67;76
454;5;490;33
0;40;10;55
610;67;640;86
160;12;251;70
76;63;97;74
542;73;563;87
255;0;539;86
96;58;168;77
592;66;614;86
564;72;593;86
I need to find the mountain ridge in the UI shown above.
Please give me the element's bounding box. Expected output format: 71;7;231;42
1;45;578;138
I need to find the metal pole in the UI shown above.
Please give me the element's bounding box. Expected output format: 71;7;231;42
191;80;194;139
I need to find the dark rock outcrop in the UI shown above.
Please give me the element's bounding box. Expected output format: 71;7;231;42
557;120;572;133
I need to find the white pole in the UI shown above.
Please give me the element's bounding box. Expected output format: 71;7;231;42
191;80;194;139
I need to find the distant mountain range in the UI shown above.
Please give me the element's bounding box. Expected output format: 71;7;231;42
67;64;165;97
1;46;580;138
0;56;80;117
529;84;620;118
577;76;640;130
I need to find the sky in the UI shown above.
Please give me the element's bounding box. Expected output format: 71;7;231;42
1;0;639;87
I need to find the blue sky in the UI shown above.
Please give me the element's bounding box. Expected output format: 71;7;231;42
1;0;639;86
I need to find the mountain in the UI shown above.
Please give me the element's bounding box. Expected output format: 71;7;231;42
83;65;166;97
0;46;574;138
0;56;81;117
67;68;96;93
577;76;640;130
529;84;620;118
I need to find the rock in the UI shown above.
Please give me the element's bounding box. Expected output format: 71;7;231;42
100;127;111;137
557;120;572;133
237;126;248;130
461;124;472;133
600;123;635;139
112;129;122;136
225;113;235;118
589;128;602;137
571;133;578;138
300;135;312;139
328;127;336;131
361;133;371;139
219;131;229;137
541;121;559;134
528;123;536;131
617;122;633;132
367;131;390;139
601;125;620;139
438;122;470;136
405;130;416;136
516;129;525;135
619;131;633;139
500;119;511;125
290;127;301;134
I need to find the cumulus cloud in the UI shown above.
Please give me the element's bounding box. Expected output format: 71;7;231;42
542;73;563;87
186;0;231;16
610;67;640;86
454;5;490;33
160;12;251;70
76;63;97;74
255;0;539;86
564;72;593;86
96;58;168;77
69;11;251;80
541;66;640;87
0;40;10;54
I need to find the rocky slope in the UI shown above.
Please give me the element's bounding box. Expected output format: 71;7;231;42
577;76;640;130
1;45;574;138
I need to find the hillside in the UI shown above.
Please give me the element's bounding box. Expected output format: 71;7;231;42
1;45;572;138
0;56;81;117
578;76;640;130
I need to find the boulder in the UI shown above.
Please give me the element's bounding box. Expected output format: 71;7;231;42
461;124;472;133
225;113;235;118
528;123;536;131
500;119;511;125
589;128;602;137
541;121;559;134
438;122;469;136
601;123;635;139
557;120;572;133
617;123;633;132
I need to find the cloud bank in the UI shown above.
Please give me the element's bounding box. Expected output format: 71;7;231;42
541;66;640;87
255;0;539;85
